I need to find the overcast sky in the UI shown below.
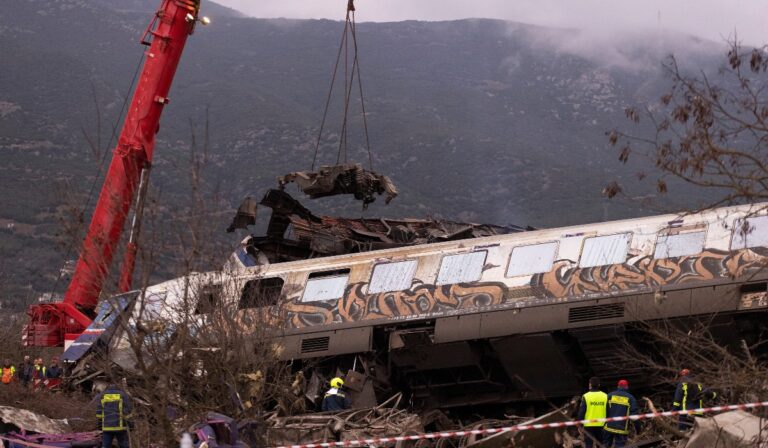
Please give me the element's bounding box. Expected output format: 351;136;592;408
214;0;766;46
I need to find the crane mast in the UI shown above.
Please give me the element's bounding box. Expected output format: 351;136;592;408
26;0;204;346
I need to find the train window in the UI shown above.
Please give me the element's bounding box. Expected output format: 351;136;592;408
654;231;706;259
506;242;558;277
579;233;631;268
437;251;487;285
195;284;221;315
732;216;768;250
140;292;166;321
302;269;350;302
368;260;418;294
239;277;285;309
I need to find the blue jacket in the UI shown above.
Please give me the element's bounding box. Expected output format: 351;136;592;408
96;386;133;431
673;376;716;415
321;388;351;412
604;388;638;435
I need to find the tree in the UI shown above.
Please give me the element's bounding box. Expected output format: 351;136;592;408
606;39;768;444
606;39;768;211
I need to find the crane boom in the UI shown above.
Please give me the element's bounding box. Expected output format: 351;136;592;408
26;0;203;346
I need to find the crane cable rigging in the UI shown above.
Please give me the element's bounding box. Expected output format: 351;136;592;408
311;0;374;171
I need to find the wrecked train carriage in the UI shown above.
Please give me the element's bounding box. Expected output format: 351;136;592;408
104;202;768;409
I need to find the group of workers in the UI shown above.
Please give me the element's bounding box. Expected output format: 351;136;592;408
1;355;63;389
577;369;716;447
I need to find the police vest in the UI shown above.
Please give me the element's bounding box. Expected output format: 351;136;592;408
582;391;607;427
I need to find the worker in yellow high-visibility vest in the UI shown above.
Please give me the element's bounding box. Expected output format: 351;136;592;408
577;377;607;448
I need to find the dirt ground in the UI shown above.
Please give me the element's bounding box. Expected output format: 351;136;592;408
0;382;96;432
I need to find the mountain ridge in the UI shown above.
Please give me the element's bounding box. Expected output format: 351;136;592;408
0;1;725;300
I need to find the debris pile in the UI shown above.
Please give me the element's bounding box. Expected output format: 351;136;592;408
278;164;398;209
228;188;529;263
684;410;768;448
264;397;422;447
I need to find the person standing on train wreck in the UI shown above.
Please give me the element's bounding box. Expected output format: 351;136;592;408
322;377;351;411
673;368;717;431
577;377;607;448
603;379;639;448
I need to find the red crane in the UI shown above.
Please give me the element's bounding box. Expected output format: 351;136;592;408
26;0;207;346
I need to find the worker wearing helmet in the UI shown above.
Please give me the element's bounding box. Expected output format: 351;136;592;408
673;369;717;431
603;379;639;448
321;377;351;412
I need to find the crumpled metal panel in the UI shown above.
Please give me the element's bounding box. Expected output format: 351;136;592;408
61;292;136;364
278;163;398;208
685;411;766;448
0;405;71;434
227;189;529;264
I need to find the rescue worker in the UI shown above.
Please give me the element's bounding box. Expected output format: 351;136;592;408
34;358;45;376
321;377;351;412
603;379;639;448
672;369;717;431
44;357;63;389
32;357;46;389
18;356;34;388
577;377;607;448
1;359;15;384
96;384;133;448
46;357;62;379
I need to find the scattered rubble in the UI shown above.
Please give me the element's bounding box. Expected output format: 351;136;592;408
684;410;768;448
0;405;71;434
263;394;422;447
465;402;575;448
228;188;529;263
278;164;398;209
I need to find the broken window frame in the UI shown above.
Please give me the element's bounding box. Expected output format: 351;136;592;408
505;241;559;277
731;215;768;250
239;277;285;309
654;226;707;259
302;269;351;302
367;259;418;294
579;233;632;268
436;251;487;285
194;284;222;315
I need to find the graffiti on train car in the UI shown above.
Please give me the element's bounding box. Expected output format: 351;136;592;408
249;248;768;329
281;281;508;328
531;248;768;299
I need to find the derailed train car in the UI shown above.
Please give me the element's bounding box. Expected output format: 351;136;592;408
101;202;768;410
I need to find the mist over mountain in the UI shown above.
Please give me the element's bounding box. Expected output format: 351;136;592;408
0;0;726;299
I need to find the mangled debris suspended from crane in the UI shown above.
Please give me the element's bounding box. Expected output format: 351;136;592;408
227;188;529;263
278;164;398;209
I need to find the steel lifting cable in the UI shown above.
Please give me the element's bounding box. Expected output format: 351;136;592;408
311;0;374;171
349;12;375;171
48;51;147;298
310;14;348;170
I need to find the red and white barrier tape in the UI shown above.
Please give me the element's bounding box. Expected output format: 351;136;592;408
272;401;768;448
